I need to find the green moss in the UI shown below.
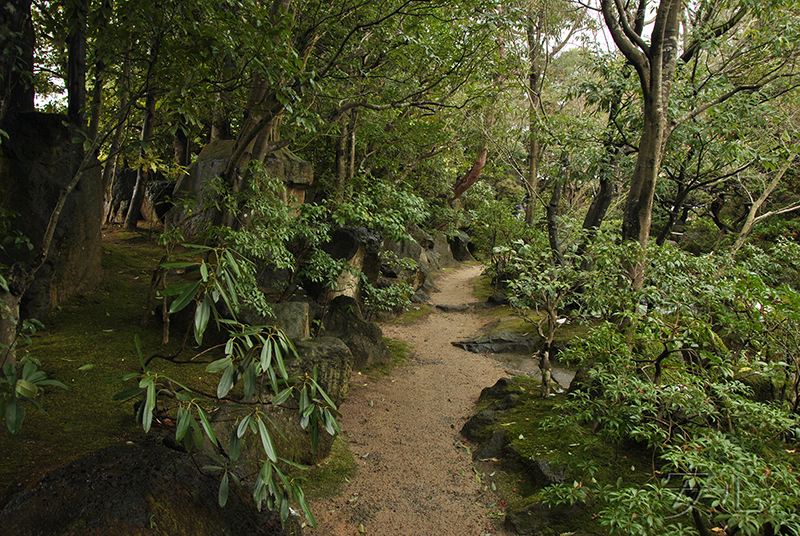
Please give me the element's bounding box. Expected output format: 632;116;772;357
359;338;412;380
474;376;653;534
0;233;202;504
389;304;434;325
295;436;357;500
471;272;495;302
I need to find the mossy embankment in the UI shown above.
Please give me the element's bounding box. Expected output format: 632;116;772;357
0;229;209;507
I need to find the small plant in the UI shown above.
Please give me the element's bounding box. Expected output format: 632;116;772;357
113;245;340;526
1;320;67;433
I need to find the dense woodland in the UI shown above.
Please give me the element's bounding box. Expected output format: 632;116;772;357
2;0;800;534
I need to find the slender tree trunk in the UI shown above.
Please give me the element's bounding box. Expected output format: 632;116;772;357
67;0;88;127
729;157;796;256
124;90;156;230
525;9;544;224
547;175;565;267
103;53;130;221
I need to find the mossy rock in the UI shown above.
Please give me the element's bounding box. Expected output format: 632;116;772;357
0;442;297;536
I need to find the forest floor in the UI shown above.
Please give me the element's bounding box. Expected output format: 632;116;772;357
304;264;516;536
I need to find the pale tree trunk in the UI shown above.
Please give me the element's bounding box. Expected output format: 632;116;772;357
124;89;156;230
601;0;681;290
525;9;544;224
729;156;797;256
103;53;130;221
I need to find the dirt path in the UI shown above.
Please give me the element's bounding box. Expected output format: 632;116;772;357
304;265;514;536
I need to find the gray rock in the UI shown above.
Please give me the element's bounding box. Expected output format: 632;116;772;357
0;111;103;319
452;330;540;354
449;231;476;262
323;295;391;370
474;429;506;460
0;443;294;536
488;293;510;306
239;301;311;341
291;336;354;406
432;233;459;268
437;303;469;312
505;500;589;536
411;290;431;303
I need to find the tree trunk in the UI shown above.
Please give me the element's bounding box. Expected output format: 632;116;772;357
102;53;130;221
124;90;156;231
729;156;796;256
524;9;544;224
602;0;681;290
67;0;88;127
449;147;488;204
0;289;21;366
547;176;565;267
0;0;35;124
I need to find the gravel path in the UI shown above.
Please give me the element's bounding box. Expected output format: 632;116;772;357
304;264;514;536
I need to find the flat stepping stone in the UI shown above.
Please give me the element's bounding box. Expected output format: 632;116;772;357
436;304;470;312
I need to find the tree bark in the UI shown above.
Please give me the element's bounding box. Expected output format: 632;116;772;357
67;0;88;127
449;146;488;204
124;89;156;230
547;174;565;267
524;9;544;224
0;0;35;124
729;156;796;256
601;0;682;290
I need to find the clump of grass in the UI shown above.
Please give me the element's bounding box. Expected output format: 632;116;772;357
296;436;357;500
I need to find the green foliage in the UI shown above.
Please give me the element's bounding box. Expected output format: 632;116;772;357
536;242;800;535
463;181;532;259
0;322;67;434
113;245;340;526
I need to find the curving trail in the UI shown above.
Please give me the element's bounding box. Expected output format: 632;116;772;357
304;265;514;536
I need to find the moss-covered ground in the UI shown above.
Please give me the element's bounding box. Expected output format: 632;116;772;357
0;229;172;505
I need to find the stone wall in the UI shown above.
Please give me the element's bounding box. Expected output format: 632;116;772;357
0;111;103;318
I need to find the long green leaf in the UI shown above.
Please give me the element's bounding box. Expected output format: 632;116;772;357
15;379;38;398
256;417;277;462
176;406;190;441
271;387;293;406
5;397;25;433
142;400;153;433
217;365;234;399
198;406;217;446
194;295;212;344
229;430;242;462
170;280;201;313
260;339;273;371
237;414;251;438
206;357;232;373
218;472;229;507
112;387;145;401
244;363;256;400
296;485;316;527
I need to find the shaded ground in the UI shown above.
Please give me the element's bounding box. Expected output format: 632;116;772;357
304;265;515;536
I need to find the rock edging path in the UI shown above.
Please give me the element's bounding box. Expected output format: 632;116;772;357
304;264;514;536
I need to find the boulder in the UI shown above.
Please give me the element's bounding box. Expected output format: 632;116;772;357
318;226;383;303
323;295;391;370
452;330;540;354
449;231;476;262
0;111;103;319
206;336;354;468
165;139;233;238
0;443;294;536
432;233;459;268
142;178;174;223
105;167;137;223
263;147;313;204
505;500;591;536
239;301;312;341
